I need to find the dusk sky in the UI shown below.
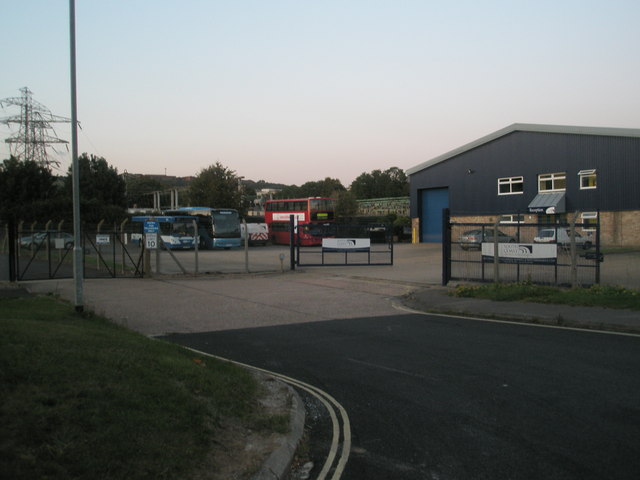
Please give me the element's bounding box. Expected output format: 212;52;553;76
1;1;639;186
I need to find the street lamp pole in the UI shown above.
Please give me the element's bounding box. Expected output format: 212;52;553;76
69;0;84;312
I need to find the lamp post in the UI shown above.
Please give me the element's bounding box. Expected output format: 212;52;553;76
69;0;83;312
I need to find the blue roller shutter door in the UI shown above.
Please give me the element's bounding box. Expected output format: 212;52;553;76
420;188;449;242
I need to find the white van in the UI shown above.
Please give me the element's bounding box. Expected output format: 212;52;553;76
240;223;269;246
533;228;592;249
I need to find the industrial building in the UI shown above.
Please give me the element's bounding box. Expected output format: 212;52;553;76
407;123;640;246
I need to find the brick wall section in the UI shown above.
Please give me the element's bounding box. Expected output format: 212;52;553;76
599;211;640;247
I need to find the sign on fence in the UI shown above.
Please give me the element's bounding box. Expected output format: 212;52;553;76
96;234;111;245
481;243;556;264
322;238;371;252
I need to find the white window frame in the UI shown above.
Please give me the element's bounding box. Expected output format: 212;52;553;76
497;176;524;195
500;214;525;224
578;169;597;190
538;172;566;193
581;211;598;231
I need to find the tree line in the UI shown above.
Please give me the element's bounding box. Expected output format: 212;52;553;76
1;155;408;223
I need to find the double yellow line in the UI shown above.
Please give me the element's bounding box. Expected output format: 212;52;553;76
186;347;351;480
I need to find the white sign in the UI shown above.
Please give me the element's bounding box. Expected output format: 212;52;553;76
322;238;371;251
481;243;557;264
96;234;110;245
145;233;158;250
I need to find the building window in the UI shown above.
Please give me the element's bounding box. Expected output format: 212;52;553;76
538;172;566;192
539;213;567;224
498;176;524;195
578;169;597;189
500;214;525;224
581;211;598;231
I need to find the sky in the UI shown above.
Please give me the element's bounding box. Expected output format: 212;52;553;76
1;0;639;186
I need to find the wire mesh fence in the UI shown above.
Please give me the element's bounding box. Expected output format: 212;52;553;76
3;221;144;280
445;217;601;287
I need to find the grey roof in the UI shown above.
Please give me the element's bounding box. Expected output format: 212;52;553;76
406;123;640;176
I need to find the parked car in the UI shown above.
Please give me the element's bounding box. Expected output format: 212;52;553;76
19;231;74;249
533;228;592;249
19;234;38;248
458;228;516;250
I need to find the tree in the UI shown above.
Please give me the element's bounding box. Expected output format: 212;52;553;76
0;156;62;221
63;154;127;223
349;167;409;199
333;190;358;220
274;184;302;199
275;177;345;199
308;177;344;197
124;174;166;209
188;162;244;212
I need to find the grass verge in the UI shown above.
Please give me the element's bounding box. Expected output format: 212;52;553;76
0;294;274;479
451;282;640;310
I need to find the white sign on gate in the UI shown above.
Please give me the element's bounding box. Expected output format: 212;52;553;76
322;238;371;252
481;243;556;264
96;234;110;245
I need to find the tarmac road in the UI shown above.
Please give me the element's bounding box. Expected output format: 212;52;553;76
165;311;640;480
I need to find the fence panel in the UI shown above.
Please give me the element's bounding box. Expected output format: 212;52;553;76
82;227;144;279
446;218;601;287
296;224;394;267
9;222;144;280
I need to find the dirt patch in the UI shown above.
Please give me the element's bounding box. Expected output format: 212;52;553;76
191;372;293;480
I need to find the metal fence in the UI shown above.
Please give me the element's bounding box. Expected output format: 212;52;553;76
296;224;394;267
3;221;144;281
443;210;602;287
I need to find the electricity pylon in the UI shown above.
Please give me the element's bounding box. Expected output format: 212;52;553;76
0;87;71;168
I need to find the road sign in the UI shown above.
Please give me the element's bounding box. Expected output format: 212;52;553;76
145;233;158;250
143;220;159;234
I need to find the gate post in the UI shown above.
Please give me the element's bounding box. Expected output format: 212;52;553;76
595;210;601;284
493;217;500;283
569;212;579;288
120;218;128;275
243;218;248;273
289;215;295;270
143;246;151;277
8;219;17;282
96;219;105;271
442;208;451;285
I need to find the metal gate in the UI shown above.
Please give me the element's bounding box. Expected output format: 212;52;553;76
6;222;144;281
443;209;602;287
296;224;394;267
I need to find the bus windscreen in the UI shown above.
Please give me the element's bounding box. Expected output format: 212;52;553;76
211;210;241;237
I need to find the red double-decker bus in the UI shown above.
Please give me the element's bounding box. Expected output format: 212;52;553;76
265;197;335;246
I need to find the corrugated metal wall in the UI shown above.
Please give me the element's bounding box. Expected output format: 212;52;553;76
409;131;640;218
